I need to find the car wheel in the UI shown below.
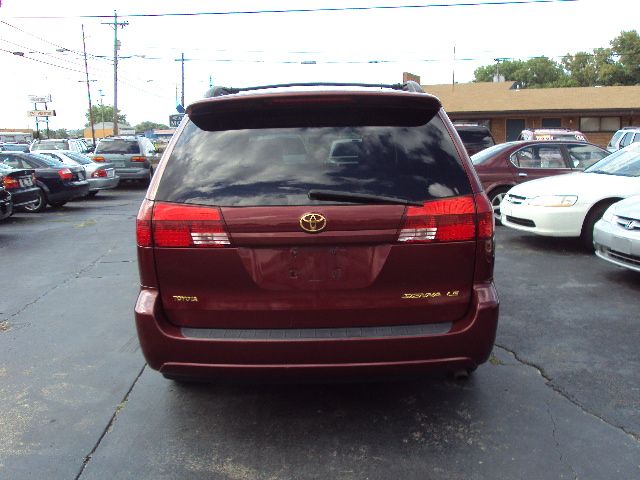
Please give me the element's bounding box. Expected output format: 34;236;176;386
488;187;510;225
87;191;99;197
580;201;616;252
142;167;153;186
21;188;46;213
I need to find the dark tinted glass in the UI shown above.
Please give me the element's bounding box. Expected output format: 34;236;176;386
457;129;495;146
21;153;64;168
96;140;140;154
64;152;93;165
156;114;471;206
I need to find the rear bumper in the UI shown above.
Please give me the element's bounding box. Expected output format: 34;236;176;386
47;182;90;203
116;167;150;180
134;283;499;380
87;176;120;192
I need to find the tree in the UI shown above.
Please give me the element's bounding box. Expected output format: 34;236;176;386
86;104;128;127
473;30;640;88
474;57;567;88
134;121;169;134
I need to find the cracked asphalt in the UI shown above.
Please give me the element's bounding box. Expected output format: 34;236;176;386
1;186;639;479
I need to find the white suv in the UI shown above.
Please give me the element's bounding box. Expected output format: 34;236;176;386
30;138;90;154
607;127;640;153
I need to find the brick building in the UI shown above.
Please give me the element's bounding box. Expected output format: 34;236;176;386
422;81;640;147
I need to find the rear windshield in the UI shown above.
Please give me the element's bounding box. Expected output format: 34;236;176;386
156;114;471;206
456;129;495;146
32;140;69;151
95;140;140;154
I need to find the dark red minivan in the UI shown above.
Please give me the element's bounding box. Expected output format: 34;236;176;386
135;82;499;381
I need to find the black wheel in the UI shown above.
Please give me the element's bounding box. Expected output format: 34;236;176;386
141;167;153;186
49;201;67;208
580;201;615;251
488;187;510;225
87;191;99;197
21;188;46;213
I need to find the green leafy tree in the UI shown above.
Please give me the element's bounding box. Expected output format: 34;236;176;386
86;104;128;127
135;121;169;134
474;30;640;88
49;128;69;139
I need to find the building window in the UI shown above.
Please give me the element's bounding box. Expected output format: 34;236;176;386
580;117;621;132
542;118;562;128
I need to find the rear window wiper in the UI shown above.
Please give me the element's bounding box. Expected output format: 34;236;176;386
308;189;423;206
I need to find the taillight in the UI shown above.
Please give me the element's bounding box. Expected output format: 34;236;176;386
92;169;108;178
3;176;19;189
136;199;153;247
398;196;476;243
130;156;146;162
137;201;230;248
93;156;105;162
57;168;73;181
474;193;494;240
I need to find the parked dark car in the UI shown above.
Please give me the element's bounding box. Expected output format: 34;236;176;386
135;81;499;382
0;152;89;212
0;164;40;212
0;176;13;221
453;124;496;156
471;140;609;223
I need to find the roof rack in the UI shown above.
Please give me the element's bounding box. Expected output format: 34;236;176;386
204;81;424;98
622;126;640;130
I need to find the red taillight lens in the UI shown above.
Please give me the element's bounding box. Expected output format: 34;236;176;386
57;168;73;181
92;169;107;178
130;156;146;162
398;196;477;243
93;156;105;162
474;193;494;240
151;202;230;248
136;199;154;247
3;176;19;189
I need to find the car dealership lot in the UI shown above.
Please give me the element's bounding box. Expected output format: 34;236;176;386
1;187;639;479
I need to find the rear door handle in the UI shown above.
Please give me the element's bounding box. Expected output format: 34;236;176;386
518;172;528;177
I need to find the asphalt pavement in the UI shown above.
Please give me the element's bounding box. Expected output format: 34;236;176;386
1;186;638;480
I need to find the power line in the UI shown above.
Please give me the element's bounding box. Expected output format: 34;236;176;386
2;0;580;19
0;47;85;73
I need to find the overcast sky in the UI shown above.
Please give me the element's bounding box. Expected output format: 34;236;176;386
0;0;637;132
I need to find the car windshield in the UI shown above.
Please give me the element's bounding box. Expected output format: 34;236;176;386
95;139;140;154
32;140;69;151
585;144;640;177
156;116;471;207
63;152;93;165
471;143;515;165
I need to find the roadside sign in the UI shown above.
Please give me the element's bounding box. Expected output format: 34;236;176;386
169;114;185;128
28;110;56;117
28;95;52;103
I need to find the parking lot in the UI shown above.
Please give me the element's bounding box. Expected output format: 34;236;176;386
1;186;639;480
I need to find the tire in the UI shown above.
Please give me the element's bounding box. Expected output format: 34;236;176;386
21;188;46;213
87;191;99;197
488;187;510;225
580;201;616;251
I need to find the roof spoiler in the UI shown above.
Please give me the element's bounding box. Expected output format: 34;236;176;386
203;81;424;98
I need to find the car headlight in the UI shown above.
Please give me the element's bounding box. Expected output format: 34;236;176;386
528;195;578;207
600;205;616;223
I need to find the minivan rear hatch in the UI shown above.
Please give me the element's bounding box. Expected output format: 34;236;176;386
149;90;480;329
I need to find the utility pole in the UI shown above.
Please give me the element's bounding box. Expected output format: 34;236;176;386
103;11;128;136
175;53;186;106
82;24;96;147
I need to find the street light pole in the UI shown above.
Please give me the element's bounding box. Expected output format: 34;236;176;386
103;11;128;137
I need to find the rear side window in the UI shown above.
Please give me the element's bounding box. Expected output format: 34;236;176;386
96;140;140;154
156;114;471;206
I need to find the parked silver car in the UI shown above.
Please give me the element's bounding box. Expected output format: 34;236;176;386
36;150;119;196
92;137;156;184
593;195;640;273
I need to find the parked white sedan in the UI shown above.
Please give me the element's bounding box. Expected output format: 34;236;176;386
593;195;640;272
500;143;640;250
